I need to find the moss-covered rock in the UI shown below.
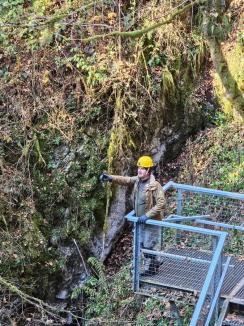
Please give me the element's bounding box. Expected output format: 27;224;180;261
213;41;244;121
1;0;242;308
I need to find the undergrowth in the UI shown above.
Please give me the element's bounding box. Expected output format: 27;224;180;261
0;0;209;295
177;120;244;192
80;257;194;325
0;0;243;324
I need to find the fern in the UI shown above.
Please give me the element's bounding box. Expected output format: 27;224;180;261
83;261;133;320
86;257;109;294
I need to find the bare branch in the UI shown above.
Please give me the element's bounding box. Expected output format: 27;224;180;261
0;276;83;322
0;1;96;28
82;0;206;42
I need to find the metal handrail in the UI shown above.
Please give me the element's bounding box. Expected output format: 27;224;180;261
162;181;244;200
125;211;228;237
205;257;231;326
163;181;244;242
190;231;227;326
126;212;228;237
126;213;228;325
195;219;244;232
126;182;243;324
165;215;244;231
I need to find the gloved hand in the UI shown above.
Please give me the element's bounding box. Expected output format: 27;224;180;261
137;215;149;224
99;173;113;182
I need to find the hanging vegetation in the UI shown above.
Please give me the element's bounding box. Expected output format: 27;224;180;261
0;0;243;322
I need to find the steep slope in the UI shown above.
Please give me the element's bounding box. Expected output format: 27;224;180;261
0;0;243;324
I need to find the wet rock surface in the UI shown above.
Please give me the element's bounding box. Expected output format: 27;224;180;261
55;241;90;300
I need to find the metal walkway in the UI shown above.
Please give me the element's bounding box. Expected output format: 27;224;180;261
126;181;244;325
141;247;244;305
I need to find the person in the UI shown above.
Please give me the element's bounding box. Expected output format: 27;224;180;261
100;155;166;276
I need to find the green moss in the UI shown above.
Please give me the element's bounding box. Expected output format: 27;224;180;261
213;43;244;122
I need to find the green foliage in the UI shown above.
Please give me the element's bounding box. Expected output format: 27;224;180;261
147;45;166;68
161;66;175;98
0;215;62;295
206;126;244;191
66;52;108;87
136;298;193;325
0;0;25;50
31;130;106;252
0;65;10;81
0;0;24;12
237;30;244;46
225;230;244;256
83;259;133;320
39;27;54;46
178;121;244;192
208;12;231;41
1;0;243;321
213;39;244;121
70;285;82;300
81;257;194;324
188;33;206;76
136;298;166;326
33;0;52;14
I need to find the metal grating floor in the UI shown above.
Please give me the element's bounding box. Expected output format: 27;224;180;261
141;248;244;304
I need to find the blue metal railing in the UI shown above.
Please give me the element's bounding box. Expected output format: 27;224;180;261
162;181;244;200
126;212;229;325
126;181;244;325
163;181;244;246
166;214;244;231
163;181;244;223
189;230;228;325
204;256;231;325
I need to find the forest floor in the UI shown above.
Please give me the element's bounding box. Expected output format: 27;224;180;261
105;226;133;276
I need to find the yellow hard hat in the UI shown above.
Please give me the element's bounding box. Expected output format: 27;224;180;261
137;156;154;168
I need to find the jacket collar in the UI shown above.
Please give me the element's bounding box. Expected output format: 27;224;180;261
142;174;157;191
149;174;158;188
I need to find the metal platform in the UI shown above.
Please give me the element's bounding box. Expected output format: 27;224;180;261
141;248;244;305
126;182;244;324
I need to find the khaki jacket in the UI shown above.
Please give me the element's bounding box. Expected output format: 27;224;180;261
110;174;166;220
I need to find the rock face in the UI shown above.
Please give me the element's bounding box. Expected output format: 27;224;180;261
90;186;127;261
45;110;206;298
1;0;221;303
55;241;89;300
3;81;208;300
1;0;243;316
89;122;206;262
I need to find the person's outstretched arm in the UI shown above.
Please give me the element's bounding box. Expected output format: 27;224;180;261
100;173;137;186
